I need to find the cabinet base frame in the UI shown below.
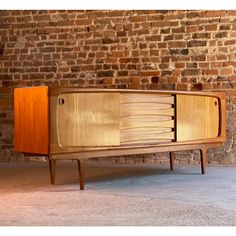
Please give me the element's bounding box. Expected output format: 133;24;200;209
47;143;219;190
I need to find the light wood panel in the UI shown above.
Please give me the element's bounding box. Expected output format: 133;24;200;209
14;86;49;154
121;129;174;145
120;93;174;104
121;127;173;134
57;92;120;147
121;115;174;129
121;139;173;145
176;95;219;142
120;104;174;116
120;93;175;145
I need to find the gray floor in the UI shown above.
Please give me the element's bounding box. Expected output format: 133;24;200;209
0;161;236;226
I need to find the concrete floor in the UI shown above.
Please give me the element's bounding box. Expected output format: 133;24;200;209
0;161;236;226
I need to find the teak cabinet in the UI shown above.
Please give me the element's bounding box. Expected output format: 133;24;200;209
14;86;226;190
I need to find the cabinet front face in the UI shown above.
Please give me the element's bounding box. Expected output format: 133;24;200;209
50;89;223;154
176;94;219;142
56;92;120;147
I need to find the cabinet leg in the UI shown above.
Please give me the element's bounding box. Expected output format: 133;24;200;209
169;152;175;171
77;159;86;190
48;157;56;185
200;147;207;175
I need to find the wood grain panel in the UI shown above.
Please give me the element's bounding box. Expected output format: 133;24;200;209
14;86;49;154
120;93;174;104
177;95;219;142
120;139;173;145
121;107;174;116
57;92;120;147
122;127;173;134
121;129;174;144
121;102;173;109
121;116;174;129
120;92;174;145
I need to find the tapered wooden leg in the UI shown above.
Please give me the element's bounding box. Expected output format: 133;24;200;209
200;147;207;175
48;157;56;185
77;159;86;190
169;152;175;171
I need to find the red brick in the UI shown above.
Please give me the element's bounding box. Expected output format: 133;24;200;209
204;24;218;31
202;69;219;76
119;58;132;63
130;76;141;89
187;40;207;47
205;11;226;18
140;71;160;76
75;19;92;25
187;26;199;33
106;11;125;17
117;31;126;37
168;41;187;48
177;83;189;90
96;51;105;58
175;63;185;69
88;11;106;18
215;32;228;38
229;32;236;37
211;62;223;68
220;68;234;76
224;40;236;46
181;69;200;76
216;55;228;61
56;20;74;26
130;16;146;22
146;35;161;41
165;13;185;20
158;43;167;48
223;61;236;67
33;14;51;21
111;51;124;58
186;11;204;18
172;26;186;34
16;16;32;22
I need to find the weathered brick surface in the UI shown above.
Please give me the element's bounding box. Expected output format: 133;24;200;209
0;10;236;164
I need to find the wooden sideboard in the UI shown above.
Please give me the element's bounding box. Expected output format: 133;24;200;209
14;86;226;190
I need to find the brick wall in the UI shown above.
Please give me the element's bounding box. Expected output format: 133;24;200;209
1;10;236;164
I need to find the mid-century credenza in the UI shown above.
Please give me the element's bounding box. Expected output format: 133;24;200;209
14;87;226;190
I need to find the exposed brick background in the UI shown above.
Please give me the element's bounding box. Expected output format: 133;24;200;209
1;10;236;164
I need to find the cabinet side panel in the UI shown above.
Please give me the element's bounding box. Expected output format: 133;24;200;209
176;94;219;142
14;86;49;154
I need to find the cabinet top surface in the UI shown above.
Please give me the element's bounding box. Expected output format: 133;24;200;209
14;86;226;98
